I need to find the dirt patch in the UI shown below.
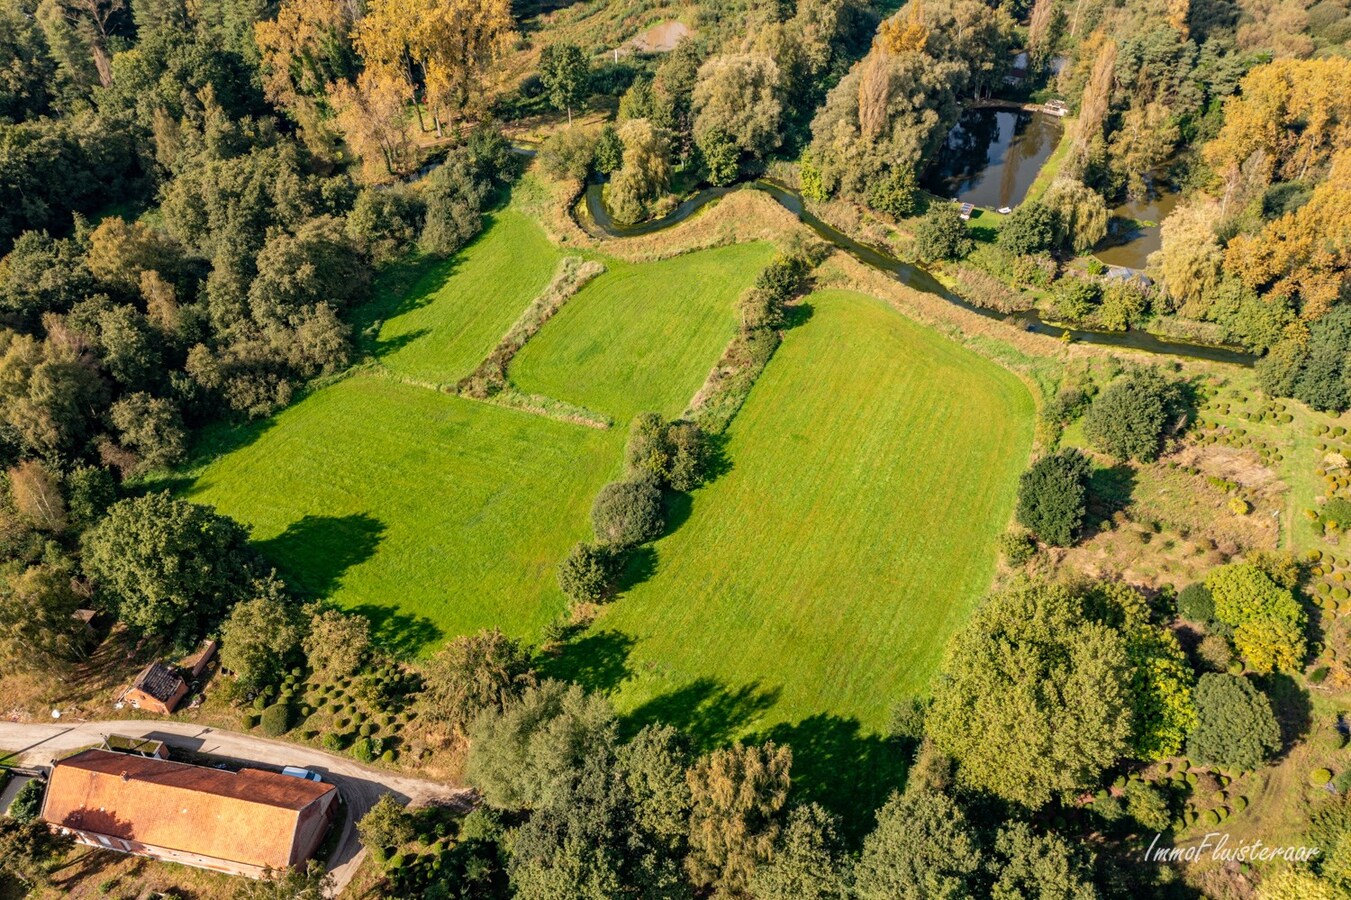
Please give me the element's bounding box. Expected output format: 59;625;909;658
1050;444;1284;590
1173;442;1285;494
629;20;691;52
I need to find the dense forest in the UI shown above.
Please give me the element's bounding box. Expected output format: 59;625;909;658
1;0;1350;896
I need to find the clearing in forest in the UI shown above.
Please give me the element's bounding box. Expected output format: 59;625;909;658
356;207;563;386
553;289;1036;734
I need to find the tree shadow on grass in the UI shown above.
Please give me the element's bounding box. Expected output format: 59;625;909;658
256;513;386;597
1259;671;1314;758
348;603;443;659
624;678;782;750
537;629;636;694
134;416;280;498
756;714;910;846
660;491;693;538
783;300;814;330
615;546;658;593
1086;463;1137;527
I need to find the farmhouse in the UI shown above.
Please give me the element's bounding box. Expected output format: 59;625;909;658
41;749;338;878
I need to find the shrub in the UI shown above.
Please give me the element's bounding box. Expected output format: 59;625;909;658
537;127;596;181
624;413;711;491
1206;564;1306;674
1229;497;1251;515
322;732;344;752
352;737;375;762
1323;498;1351;527
1196;633;1233;672
557;541;618;604
914;202;973;263
419;151;490;257
381;750;396;764
242;713;260;729
1322;728;1347;750
1123;780;1171;832
1186;673;1281;771
1177;583;1215;622
1312;768;1334;785
1015;449;1092;546
9;779;43;823
998;202;1059;256
867;167;918;219
1200;809;1220;827
261;702;293;737
1084;367;1188;462
591;479;664;546
997;530;1037;566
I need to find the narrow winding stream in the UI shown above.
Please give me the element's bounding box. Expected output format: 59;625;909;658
581;180;1256;367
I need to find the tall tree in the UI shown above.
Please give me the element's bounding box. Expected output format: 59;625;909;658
926;580;1133;808
81;492;259;643
539;43;589;125
420;627;537;737
853;789;982;900
685;742;792;897
0;560;88;675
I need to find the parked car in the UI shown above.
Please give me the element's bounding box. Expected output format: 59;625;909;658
280;766;322;782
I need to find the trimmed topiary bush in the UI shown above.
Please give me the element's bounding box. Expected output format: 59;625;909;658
261;702;293;736
1200;809;1220;827
1312;768;1334;785
242;713;260;729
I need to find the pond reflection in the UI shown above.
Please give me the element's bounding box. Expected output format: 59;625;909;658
921;107;1063;210
1093;187;1180;270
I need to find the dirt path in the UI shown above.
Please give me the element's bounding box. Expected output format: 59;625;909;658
0;720;469;894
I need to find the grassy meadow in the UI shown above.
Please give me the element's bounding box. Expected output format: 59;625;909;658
187;376;622;653
510;242;775;421
356;207;563;385
551;290;1035;736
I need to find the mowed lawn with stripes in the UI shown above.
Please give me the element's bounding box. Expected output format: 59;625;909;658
572;289;1035;733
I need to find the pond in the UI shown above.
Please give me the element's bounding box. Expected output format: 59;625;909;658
1093;187;1180;271
921;107;1064;210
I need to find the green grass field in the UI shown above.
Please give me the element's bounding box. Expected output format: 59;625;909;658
357;207;563;385
510;242;774;421
187;376;623;653
551;290;1035;737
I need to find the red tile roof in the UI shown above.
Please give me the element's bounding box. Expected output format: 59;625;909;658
42;749;334;869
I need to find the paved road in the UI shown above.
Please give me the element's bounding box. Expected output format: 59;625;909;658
0;720;469;893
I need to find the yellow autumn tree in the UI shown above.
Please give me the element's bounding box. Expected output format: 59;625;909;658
1068;35;1117;178
1205;57;1351;194
878;1;928;54
354;0;515;136
1224;148;1351;319
328;69;414;181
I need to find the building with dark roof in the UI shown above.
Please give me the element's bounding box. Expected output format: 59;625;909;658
122;662;187;715
42;749;338;878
